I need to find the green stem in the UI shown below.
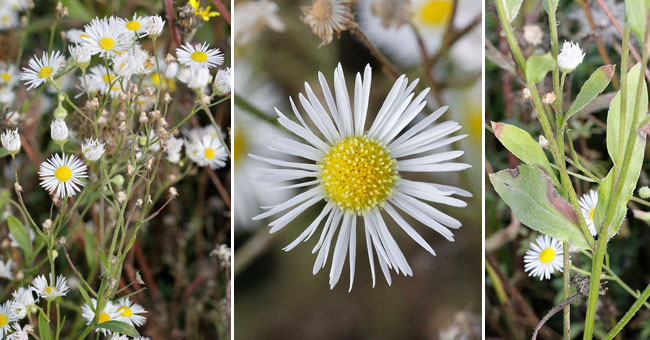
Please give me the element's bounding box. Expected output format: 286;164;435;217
602;284;650;340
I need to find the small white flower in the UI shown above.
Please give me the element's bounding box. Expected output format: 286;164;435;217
1;129;21;153
11;286;36;319
38;153;88;198
524;235;564;280
142;15;165;36
0;7;19;31
578;189;599;236
213;67;231;95
165;136;183;163
6;323;29;340
0;301;18;338
50;119;68;143
176;42;224;70
118;14;148;37
0;64;19;87
178;65;212;90
185;134;228;169
85;66;125;97
82;138;106;161
81;299;120;336
69;44;91;66
20;51;66;90
65;28;86;44
114;297;147;327
81;17;131;57
233;0;285;46
112;47;150;79
557;40;585;72
0;87;15;105
32;274;70;299
0;258;12;280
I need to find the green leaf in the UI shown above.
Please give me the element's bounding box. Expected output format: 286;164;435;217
595;63;648;238
84;228;99;269
61;0;93;21
500;0;523;23
491;122;560;187
39;312;51;340
564;65;615;123
7;216;32;259
0;148;8;158
95;321;140;337
526;54;555;83
489;165;590;249
626;0;650;45
76;283;92;308
543;0;559;15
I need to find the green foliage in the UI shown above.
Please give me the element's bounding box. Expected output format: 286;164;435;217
39;312;51;340
625;0;650;45
525;54;555;83
95;321;140;337
491;121;559;187
564;65;615;125
500;0;523;23
7;216;32;261
489;165;590;249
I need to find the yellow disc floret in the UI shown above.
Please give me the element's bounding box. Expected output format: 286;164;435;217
45;286;56;294
589;207;595;220
38;66;53;79
419;0;453;26
98;312;110;323
320;135;398;214
1;73;11;82
191;51;208;62
118;306;133;317
126;20;141;30
99;37;116;51
539;248;555;264
0;314;7;326
55;166;72;182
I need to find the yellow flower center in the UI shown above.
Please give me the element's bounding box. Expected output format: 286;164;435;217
467;103;482;143
320;135;398;213
0;314;7;327
45;286;56;294
419;0;453;26
1;73;11;82
38;66;53;79
539;248;556;264
589;207;595;220
233;129;246;165
55;166;72;182
126;20;141;30
98;312;110;323
103;74;115;83
118;306;133;317
99;37;116;51
190;51;208;62
204;148;215;160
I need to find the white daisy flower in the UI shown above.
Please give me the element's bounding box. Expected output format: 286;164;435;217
185;134;228;169
578;189;599;236
69;44;91;67
142;15;165;37
165;136;184;164
114;297;147;327
86;66;125;97
0;87;15;105
81;17;130;57
6;323;30;340
524;235;564;280
301;0;356;46
11;286;36;319
213;67;232;95
112;47;150;79
0;64;19;87
82;138;106;161
38;153;88;198
233;0;285;47
252;64;471;289
177;65;212;90
558;40;585;72
81;299;120;336
118;14;148;37
20;51;66;90
0;8;19;31
32;274;70;299
0;258;12;279
65;28;87;44
0;301;18;338
176;42;224;70
1;128;21;153
50;119;68;143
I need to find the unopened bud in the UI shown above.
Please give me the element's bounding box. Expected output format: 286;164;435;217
164;93;172;104
538;135;549;149
169;187;178;198
543;92;556;105
14;182;22;193
522;88;532;100
136;198;143;207
165;53;176;63
139;111;148;124
640;186;650;199
116;191;127;205
42;219;52;231
119;121;128;132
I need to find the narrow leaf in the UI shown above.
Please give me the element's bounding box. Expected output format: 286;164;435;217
489;165;590;249
95;321;140;337
525;54;555;83
491;122;560;187
39;312;51;340
564;65;615;122
7;216;32;259
625;0;650;45
500;0;523;23
76;284;92;308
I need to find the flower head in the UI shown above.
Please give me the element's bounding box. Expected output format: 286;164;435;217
578;189;599;236
39;153;88;198
0;301;18;338
82;138;106;161
178;65;212;90
185;134;228;169
0;258;12;280
142;15;165;37
558;40;585;72
81;17;130;56
1;129;21;153
11;286;36;319
20;51;66;90
213;67;231;95
176;42;224;70
524;235;564;280
81;299;120;336
50;119;68;143
32;274;70;299
0;64;19;87
114;297;147;327
68;44;91;68
301;0;356;46
6;323;30;340
252;64;471;289
233;0;285;46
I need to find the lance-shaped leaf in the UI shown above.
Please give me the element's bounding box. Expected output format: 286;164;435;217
95;321;140;337
500;0;523;23
564;65;615;124
489;165;590;249
626;0;650;45
492;122;560;187
7;216;32;260
526;54;555;83
593;64;649;238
